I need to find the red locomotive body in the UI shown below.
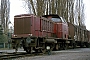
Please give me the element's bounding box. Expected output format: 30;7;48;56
54;23;68;39
13;14;54;38
43;14;68;39
40;17;54;37
13;14;40;37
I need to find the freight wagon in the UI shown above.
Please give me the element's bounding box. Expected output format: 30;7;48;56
68;22;90;48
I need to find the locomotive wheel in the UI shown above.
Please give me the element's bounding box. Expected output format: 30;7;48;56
50;43;55;50
86;44;89;48
85;42;89;48
56;44;59;50
80;42;84;48
41;43;55;53
24;47;32;53
26;48;31;53
41;48;46;53
63;44;68;50
35;49;40;53
73;43;76;48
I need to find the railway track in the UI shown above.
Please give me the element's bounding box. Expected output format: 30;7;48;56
0;52;44;60
0;47;87;60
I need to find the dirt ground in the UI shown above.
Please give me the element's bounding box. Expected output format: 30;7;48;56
12;48;90;60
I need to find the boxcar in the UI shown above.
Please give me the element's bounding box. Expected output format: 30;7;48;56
68;22;89;48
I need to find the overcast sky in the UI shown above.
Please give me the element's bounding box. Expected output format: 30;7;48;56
10;0;90;30
83;0;90;30
10;0;28;23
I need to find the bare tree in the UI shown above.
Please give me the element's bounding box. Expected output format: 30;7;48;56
23;0;85;26
74;0;85;26
1;0;10;34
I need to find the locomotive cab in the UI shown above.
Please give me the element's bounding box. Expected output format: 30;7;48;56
42;14;68;39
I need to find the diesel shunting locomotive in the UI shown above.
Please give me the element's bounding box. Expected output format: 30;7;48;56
11;14;90;53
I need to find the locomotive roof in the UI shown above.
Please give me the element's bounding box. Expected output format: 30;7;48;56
42;14;60;18
14;14;34;17
42;14;67;23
